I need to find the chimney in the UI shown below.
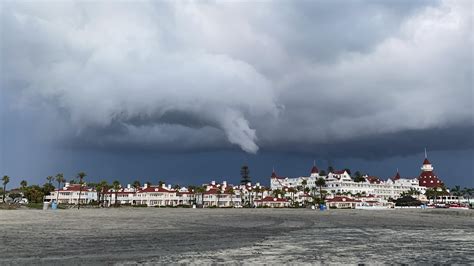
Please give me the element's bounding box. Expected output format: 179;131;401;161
64;182;70;188
162;183;166;189
247;182;251;186
127;184;131;189
222;181;227;187
168;184;171;190
144;183;148;189
256;182;260;187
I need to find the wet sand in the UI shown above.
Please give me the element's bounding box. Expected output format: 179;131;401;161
0;208;473;265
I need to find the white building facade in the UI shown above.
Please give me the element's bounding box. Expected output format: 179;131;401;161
270;165;427;200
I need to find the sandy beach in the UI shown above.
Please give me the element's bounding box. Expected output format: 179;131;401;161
0;208;473;265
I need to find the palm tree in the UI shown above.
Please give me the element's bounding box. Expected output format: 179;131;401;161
353;171;364;182
287;187;296;203
327;166;334;174
315;177;326;202
55;173;65;203
439;185;448;203
301;179;307;192
254;186;261;201
76;172;87;209
462;187;472;206
94;182;103;207
272;188;283;198
100;181;110;207
228;187;235;207
194;186;205;207
20;180;28;190
2;176;10;203
216;189;222;207
425;188;436;203
132;180;141;191
112;180;121;207
451;186;462;204
239;187;245;207
46;176;54;184
186;185;196;205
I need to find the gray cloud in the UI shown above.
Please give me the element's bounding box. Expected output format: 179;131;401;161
1;0;472;157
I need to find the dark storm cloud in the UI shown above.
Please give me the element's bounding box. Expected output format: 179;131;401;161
1;0;472;159
263;125;474;160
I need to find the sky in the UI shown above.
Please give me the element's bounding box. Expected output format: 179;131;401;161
1;0;473;188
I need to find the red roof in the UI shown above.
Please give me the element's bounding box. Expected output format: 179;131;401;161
423;158;431;165
332;170;346;175
59;185;92;192
271;170;286;180
418;171;443;188
271;170;277;178
326;196;360;203
203;188;220;195
138;186;173;193
104;191;134;195
393;172;401;181
311;165;319;174
177;191;194;195
203;188;234;195
255;196;288;202
366;176;381;184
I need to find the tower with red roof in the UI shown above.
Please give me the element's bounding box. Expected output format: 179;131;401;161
392;170;401;181
310;160;319;177
418;149;444;188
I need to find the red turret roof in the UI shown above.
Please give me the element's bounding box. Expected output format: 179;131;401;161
311;165;319;174
393;171;401;180
423;158;431;165
418;171;443;188
270;170;286;179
